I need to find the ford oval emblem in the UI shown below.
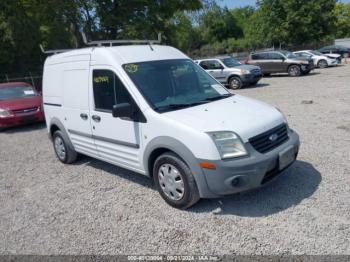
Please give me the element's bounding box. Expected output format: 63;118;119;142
269;133;278;142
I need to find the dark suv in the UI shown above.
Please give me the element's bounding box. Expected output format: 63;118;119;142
318;45;350;58
247;50;314;77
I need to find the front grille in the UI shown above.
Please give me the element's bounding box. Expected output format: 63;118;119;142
249;123;289;153
13;107;38;114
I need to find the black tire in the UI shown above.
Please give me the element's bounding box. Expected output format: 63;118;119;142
317;59;328;68
52;130;77;164
228;76;242;89
153;152;200;209
288;65;301;77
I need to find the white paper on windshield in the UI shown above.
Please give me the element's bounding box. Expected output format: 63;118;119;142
24;90;35;95
211;84;228;95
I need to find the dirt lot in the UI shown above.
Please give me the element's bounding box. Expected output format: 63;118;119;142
1;64;349;255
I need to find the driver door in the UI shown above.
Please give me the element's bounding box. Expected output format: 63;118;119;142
89;67;143;173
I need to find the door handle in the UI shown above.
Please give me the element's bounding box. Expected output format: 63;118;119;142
92;115;101;122
80;113;88;120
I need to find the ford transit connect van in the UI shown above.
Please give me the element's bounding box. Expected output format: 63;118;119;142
43;44;300;209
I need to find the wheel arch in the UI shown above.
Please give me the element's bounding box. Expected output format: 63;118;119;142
143;136;212;198
48;117;75;151
227;74;242;84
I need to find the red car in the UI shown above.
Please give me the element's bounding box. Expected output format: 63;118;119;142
0;82;45;129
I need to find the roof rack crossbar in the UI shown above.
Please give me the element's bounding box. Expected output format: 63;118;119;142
81;32;161;46
39;44;74;54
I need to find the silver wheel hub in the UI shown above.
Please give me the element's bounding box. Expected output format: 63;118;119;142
231;79;240;88
290;67;299;75
158;164;185;201
54;136;66;160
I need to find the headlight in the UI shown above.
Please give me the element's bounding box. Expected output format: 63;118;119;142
208;131;248;159
241;69;250;74
0;108;12;118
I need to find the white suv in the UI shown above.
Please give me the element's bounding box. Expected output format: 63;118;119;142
43;44;300;209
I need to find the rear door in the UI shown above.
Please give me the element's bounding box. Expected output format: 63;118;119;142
269;52;287;72
251;53;270;73
89;66;143;173
200;60;226;83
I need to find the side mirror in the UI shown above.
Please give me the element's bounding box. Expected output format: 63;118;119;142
112;103;134;119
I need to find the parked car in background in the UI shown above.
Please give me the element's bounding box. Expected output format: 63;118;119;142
195;56;262;89
293;50;338;68
0;82;44;130
246;50;314;77
318;45;350;58
322;53;342;64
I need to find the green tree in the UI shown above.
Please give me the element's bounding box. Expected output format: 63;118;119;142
247;0;337;47
199;5;242;43
334;2;350;38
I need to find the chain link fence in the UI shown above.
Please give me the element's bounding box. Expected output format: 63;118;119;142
0;72;43;92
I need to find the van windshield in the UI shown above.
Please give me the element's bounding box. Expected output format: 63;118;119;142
123;59;232;112
0;85;37;101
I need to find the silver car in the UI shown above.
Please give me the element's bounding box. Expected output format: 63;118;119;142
195;56;262;89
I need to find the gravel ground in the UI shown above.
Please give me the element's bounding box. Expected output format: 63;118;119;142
1;64;349;255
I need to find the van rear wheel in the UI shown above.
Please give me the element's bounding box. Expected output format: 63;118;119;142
153;152;200;209
53;130;77;164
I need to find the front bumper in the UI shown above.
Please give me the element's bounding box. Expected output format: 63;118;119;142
241;73;262;85
200;129;300;196
328;60;338;66
0;111;44;128
301;64;314;72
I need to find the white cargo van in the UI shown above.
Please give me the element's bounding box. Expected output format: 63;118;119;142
43;42;300;209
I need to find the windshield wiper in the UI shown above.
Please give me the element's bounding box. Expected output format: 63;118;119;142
203;93;232;102
154;101;208;112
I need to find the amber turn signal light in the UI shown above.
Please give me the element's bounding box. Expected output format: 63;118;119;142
199;162;216;170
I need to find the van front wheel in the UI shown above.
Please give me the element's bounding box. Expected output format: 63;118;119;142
153;152;200;209
53;130;77;164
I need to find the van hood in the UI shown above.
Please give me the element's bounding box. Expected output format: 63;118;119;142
164;95;285;142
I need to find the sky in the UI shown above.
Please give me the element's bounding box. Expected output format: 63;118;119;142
218;0;350;9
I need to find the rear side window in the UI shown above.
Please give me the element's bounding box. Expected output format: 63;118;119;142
269;52;284;60
200;60;223;70
251;53;268;60
93;70;133;111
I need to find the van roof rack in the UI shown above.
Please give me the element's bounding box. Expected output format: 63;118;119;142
39;44;74;55
81;32;162;47
39;32;162;55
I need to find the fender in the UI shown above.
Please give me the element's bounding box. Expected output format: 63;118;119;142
143;136;216;198
48;117;76;153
